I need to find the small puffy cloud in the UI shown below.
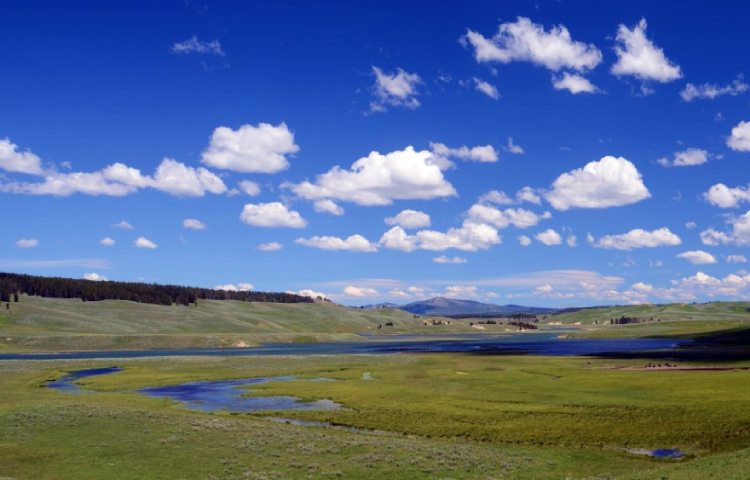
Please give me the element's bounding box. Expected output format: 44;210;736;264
545;156;650;210
201;123;299;174
113;220;134;230
15;238;38;249
479;190;514;205
2;158;226;198
380;222;501;252
134;237;157;249
464;17;602;71
296;234;378;252
240;202;307;228
473;78;500;99
313;199;345;216
172;36;225;56
726;254;747;264
0;138;44;175
685;222;697;230
285;146;456;206
430;142;498;163
467;204;548;229
343;285;379;297
704;182;750;208
677;250;717;265
238;180;261;196
552;72;598;94
257;242;283;252
0;137;227;198
214;283;254;292
384;209;431;229
444;285;478;298
611;19;682;83
83;272;108;281
505;137;524;154
99;237;115;246
183;218;206;230
681;77;748;102
700;210;750;246
433;255;467;264
379;226;418;252
658;148;709;167
591;227;681;250
535;229;562;246
727;121;750;152
515;186;541;205
291;289;327;300
370;66;421;112
518;235;532;246
631;282;654;293
566;235;578;247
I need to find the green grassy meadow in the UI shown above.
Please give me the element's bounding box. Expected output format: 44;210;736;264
2;297;750;478
2;354;750;479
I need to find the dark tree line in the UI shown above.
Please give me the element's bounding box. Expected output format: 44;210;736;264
0;272;312;306
447;313;539;320
609;316;654;325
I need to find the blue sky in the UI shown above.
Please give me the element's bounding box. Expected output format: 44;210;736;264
2;0;750;306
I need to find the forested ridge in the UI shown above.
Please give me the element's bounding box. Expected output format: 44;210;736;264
0;272;311;306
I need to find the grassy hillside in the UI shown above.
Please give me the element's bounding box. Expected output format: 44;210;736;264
549;302;750;338
0;295;433;351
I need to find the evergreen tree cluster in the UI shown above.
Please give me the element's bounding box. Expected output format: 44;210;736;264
0;272;312;306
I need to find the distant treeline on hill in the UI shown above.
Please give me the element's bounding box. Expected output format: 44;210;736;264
0;272;312;306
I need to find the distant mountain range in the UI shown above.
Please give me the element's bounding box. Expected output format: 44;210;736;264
362;296;556;317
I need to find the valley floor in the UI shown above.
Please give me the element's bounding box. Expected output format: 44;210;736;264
2;353;749;479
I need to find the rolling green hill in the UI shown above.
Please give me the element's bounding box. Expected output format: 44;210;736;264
0;295;431;351
550;302;750;338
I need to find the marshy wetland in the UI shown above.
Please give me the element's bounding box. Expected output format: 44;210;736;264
2;298;750;478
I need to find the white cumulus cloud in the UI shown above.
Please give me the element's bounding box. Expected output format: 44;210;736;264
464;17;602;72
134;237;157;249
0;138;44;175
343;285;379;297
611;19;682;83
238;180;261;196
240;202;306;228
384;209;431;229
658;148;709;167
552;72;598;94
430;142;498;163
704;182;750;208
727;121;750;152
313;199;345;216
183;218;206;230
202;123;299;174
214;283;254;292
83;272;108;281
591;227;681;250
677;250;717;265
99;237;115;246
535;229;562;246
370;66;421;112
296;234;378;252
545;156;650;210
284;146;456;206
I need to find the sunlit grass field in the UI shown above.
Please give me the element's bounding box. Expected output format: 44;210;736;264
2;353;750;479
